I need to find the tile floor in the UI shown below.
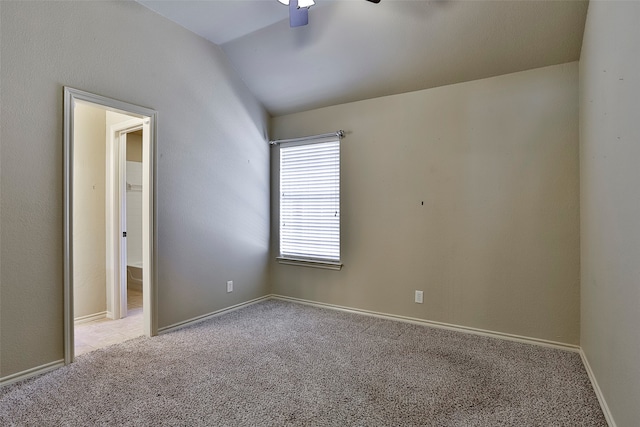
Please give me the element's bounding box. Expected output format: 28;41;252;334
75;289;143;357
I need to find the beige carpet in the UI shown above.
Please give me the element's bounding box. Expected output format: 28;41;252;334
0;300;606;426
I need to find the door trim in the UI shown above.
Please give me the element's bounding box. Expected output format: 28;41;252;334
63;87;158;365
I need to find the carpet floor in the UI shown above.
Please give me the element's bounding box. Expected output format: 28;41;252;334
1;300;606;426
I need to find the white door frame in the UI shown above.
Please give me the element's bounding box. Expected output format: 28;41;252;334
63;87;158;365
107;119;144;321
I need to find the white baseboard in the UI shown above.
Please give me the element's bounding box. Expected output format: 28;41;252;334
74;311;107;325
580;349;616;427
157;295;271;334
0;359;65;387
270;294;580;353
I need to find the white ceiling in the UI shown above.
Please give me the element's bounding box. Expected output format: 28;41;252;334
138;0;588;116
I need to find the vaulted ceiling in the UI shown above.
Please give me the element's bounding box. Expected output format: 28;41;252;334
138;0;588;116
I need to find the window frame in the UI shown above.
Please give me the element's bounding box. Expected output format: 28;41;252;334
277;136;342;270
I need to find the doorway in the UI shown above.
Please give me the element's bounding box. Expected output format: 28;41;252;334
63;87;157;364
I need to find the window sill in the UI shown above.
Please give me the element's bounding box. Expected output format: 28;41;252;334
276;257;343;271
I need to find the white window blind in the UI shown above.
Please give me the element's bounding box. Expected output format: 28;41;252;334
280;139;340;262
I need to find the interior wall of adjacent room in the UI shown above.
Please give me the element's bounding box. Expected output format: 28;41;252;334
126;130;143;162
72;103;107;319
0;0;270;378
579;1;640;426
271;62;580;345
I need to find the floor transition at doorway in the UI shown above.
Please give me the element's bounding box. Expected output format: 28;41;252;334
75;289;143;356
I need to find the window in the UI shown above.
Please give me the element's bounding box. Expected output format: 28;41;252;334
279;137;341;269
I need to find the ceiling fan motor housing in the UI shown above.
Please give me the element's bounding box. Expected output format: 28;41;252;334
287;0;380;28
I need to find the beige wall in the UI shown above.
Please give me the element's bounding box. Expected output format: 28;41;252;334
0;1;270;378
73;102;107;319
579;2;640;426
271;63;580;345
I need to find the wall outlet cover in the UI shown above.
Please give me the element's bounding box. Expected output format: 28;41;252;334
415;290;423;304
227;280;233;293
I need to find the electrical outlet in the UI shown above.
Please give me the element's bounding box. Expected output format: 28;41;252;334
226;280;233;293
415;290;423;304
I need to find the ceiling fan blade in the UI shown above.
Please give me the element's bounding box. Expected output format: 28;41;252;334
366;0;381;3
289;0;309;27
